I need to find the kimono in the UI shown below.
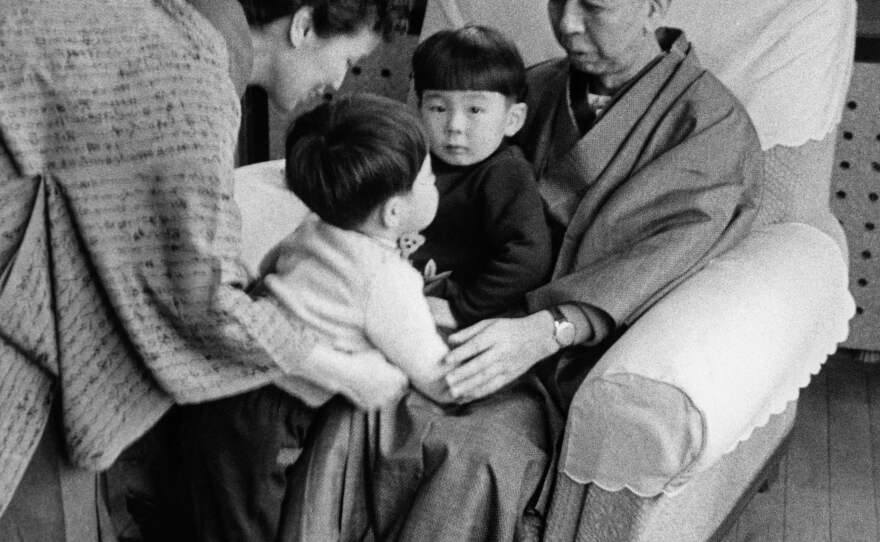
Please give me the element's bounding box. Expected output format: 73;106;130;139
279;28;763;542
0;0;319;537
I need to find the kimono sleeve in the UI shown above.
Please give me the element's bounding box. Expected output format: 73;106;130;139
528;80;764;327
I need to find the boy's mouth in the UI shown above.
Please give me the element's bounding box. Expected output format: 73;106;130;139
442;145;469;155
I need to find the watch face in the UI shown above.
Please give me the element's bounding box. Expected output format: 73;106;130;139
555;320;576;347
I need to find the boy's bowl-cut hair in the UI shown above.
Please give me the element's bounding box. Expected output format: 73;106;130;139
285;93;429;230
237;0;392;40
412;25;527;102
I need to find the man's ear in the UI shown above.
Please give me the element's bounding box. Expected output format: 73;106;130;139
380;196;404;230
503;102;528;137
289;6;314;48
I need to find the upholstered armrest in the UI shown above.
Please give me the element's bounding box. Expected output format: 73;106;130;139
234;159;308;277
559;223;853;497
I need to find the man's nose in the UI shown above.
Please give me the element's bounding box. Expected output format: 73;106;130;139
559;0;586;35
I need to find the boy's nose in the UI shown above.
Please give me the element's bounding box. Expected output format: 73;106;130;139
445;111;466;132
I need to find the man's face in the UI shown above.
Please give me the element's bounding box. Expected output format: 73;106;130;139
547;0;650;77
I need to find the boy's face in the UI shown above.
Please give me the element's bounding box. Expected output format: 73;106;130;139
419;90;525;167
398;155;439;233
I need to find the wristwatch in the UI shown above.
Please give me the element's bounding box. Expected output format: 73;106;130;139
548;306;576;348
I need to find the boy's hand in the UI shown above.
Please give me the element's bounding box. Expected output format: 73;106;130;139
426;296;458;330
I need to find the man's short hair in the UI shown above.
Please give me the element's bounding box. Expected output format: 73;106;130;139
285;93;428;230
237;0;392;39
412;25;527;102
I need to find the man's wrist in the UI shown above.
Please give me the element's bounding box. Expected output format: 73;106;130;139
549;304;595;347
535;310;562;356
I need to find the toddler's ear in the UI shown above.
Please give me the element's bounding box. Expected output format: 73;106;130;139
380;196;404;230
503;102;528;137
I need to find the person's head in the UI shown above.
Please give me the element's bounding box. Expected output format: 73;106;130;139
547;0;670;89
242;0;392;111
412;25;528;167
285;93;438;236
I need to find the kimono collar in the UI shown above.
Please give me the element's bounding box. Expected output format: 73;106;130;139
566;28;688;134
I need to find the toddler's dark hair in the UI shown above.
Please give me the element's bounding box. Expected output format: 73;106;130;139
285;93;428;230
237;0;392;40
412;25;527;102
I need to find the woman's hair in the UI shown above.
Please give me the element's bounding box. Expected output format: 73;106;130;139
412;25;527;102
237;0;392;39
285;93;429;230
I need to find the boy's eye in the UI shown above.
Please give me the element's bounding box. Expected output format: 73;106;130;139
427;104;446;113
468;106;484;114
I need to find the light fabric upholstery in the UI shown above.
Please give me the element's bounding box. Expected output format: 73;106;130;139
234;160;308;276
563;223;852;496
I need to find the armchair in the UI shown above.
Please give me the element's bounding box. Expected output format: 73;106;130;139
233;1;857;540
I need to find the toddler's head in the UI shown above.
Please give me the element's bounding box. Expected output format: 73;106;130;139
285;93;438;236
412;25;528;167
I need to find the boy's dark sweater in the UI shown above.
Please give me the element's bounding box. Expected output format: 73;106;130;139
411;142;553;326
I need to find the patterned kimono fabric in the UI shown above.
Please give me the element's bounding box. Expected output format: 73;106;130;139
0;1;316;539
277;28;763;542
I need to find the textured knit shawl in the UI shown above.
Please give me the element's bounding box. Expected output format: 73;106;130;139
519;29;764;327
0;0;316;516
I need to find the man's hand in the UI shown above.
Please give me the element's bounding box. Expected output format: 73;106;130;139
443;311;558;401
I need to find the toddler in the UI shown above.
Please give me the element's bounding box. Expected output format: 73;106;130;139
410;25;552;328
262;92;453;408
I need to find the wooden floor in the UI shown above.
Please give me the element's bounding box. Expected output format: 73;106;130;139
719;350;880;542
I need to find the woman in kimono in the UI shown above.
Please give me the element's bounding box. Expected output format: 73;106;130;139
0;1;407;541
281;0;764;540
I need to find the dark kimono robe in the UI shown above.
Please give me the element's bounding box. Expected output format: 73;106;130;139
280;29;763;542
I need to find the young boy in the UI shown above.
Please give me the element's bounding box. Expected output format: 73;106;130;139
410;25;553;329
263;92;453;408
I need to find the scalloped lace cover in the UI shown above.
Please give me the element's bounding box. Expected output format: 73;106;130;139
664;0;856;149
560;222;854;497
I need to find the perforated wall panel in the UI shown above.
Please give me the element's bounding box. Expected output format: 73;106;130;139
831;61;880;350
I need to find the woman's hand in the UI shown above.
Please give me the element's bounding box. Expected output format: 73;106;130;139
303;344;409;410
443;311;558;401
